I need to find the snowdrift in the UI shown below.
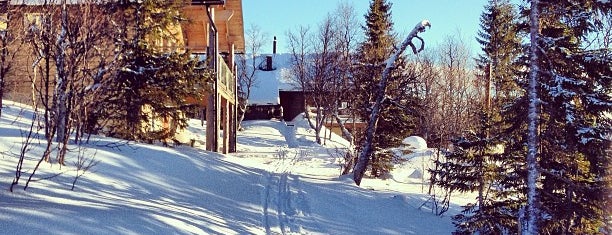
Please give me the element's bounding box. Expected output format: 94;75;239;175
0;101;460;234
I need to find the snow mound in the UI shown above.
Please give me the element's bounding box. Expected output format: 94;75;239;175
391;137;435;183
391;167;423;183
401;136;427;150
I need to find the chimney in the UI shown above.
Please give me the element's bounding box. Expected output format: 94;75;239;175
266;55;273;71
273;36;277;55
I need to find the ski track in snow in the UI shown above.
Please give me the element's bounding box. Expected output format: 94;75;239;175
260;121;312;235
1;102;459;234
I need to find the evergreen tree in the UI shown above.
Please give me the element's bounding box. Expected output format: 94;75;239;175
97;0;212;141
434;111;510;235
475;0;522;108
353;0;416;177
499;1;611;233
441;1;523;233
533;1;610;233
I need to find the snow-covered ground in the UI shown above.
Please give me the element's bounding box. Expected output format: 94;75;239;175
0;100;469;234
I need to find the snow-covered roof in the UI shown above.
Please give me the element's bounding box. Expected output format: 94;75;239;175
247;53;297;105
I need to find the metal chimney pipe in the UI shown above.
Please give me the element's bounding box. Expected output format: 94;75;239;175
273;36;277;54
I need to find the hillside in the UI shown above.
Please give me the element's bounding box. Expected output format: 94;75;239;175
0;100;464;234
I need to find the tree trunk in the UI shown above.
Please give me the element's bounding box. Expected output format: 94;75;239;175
353;20;430;185
55;1;68;144
237;102;247;130
314;106;325;144
332;112;353;146
0;35;5;118
524;0;540;233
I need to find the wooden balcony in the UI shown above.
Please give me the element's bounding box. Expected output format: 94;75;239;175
182;0;243;154
217;54;235;104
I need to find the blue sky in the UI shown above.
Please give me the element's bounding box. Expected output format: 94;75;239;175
242;0;488;55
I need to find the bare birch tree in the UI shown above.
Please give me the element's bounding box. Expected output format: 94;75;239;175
25;0;59;165
237;24;265;130
16;0;114;190
412;51;439;141
286;25;315;130
329;2;359;147
52;0;114;164
435;36;480;145
307;14;339;145
287;3;360;146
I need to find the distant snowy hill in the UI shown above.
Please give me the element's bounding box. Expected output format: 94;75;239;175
0;100;468;234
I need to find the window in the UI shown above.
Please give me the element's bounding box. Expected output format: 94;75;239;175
25;13;43;31
341;102;348;109
0;13;7;32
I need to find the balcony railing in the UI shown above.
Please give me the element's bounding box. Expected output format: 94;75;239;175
217;54;235;96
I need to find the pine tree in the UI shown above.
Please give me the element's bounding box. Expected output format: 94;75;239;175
533;1;610;233
97;0;212;141
499;1;611;233
441;1;523;233
353;0;415;178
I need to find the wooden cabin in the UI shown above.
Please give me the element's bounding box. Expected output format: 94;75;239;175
182;0;245;153
0;0;245;154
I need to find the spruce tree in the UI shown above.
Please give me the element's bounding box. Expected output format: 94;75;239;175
533;1;610;233
441;1;523;234
353;0;415;177
98;0;212;141
475;0;522;108
500;1;611;233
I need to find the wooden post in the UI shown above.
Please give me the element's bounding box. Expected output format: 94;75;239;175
205;7;219;152
222;98;230;154
229;43;237;153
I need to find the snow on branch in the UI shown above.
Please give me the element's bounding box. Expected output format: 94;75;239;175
384;20;431;67
352;20;430;186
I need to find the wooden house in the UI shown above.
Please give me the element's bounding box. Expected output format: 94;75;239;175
183;0;245;153
0;0;245;154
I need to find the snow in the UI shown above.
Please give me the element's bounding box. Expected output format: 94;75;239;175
402;136;428;150
247;53;297;105
391;137;438;185
0;100;465;234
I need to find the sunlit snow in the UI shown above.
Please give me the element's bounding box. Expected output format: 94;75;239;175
0;100;469;234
